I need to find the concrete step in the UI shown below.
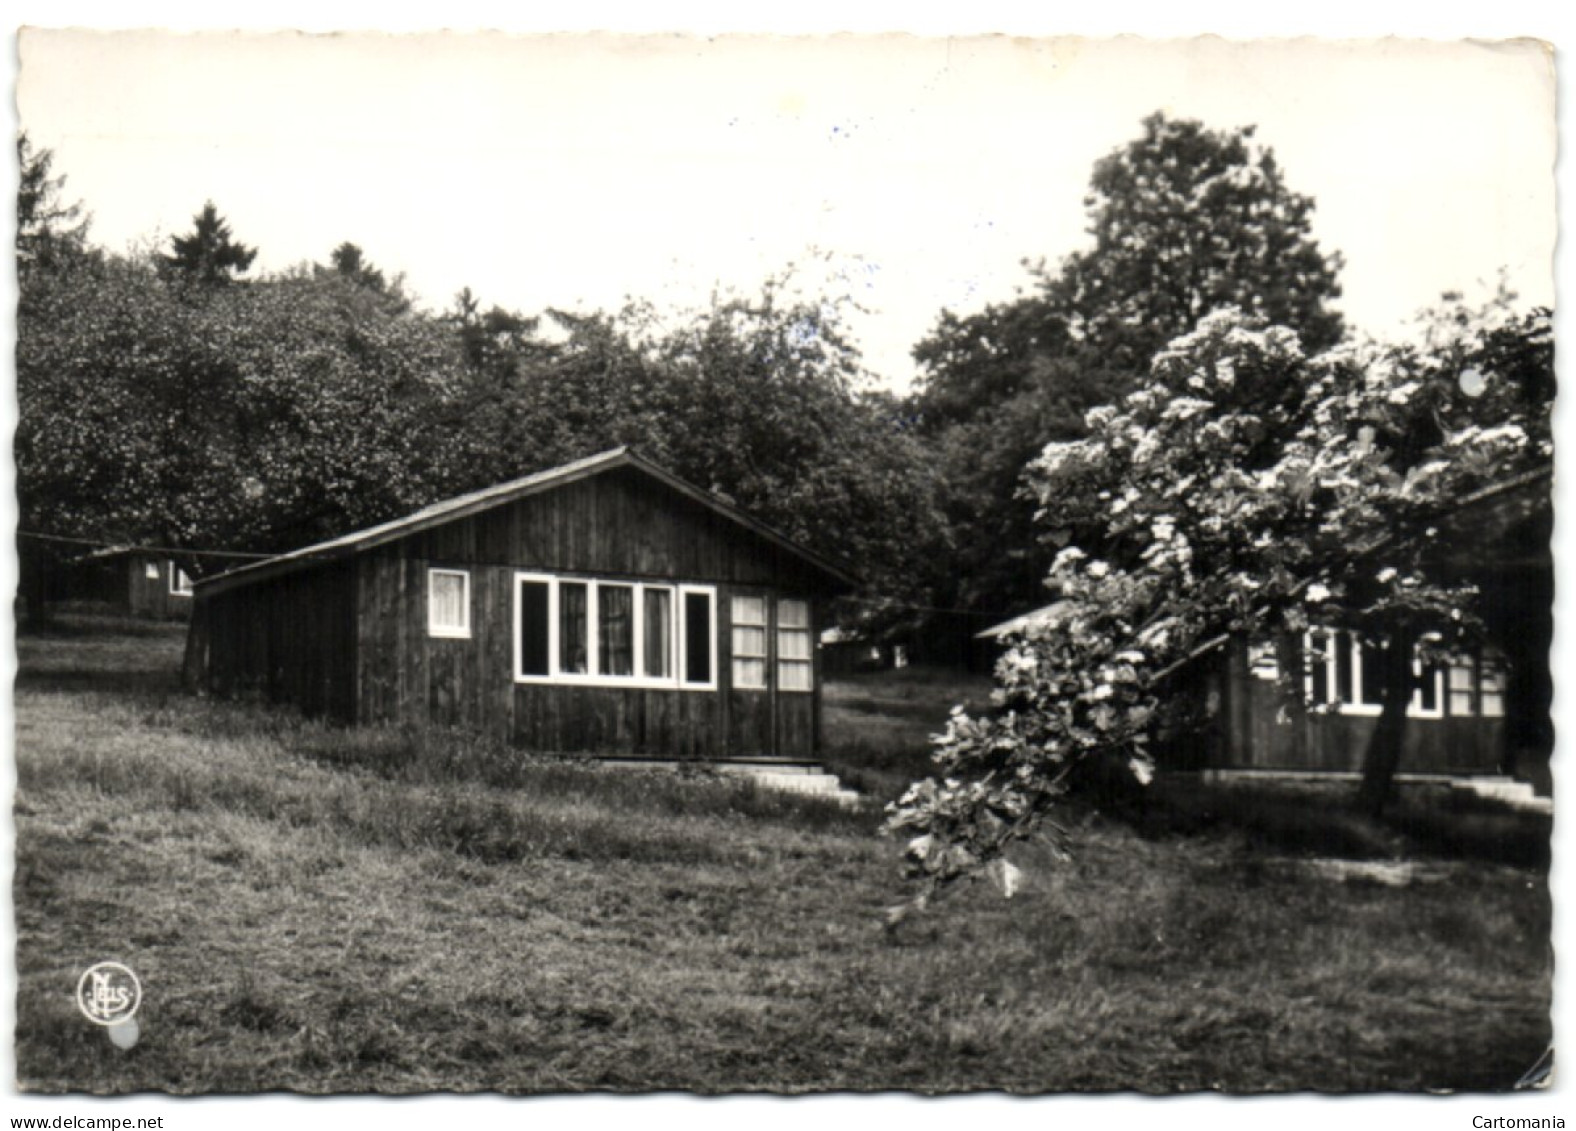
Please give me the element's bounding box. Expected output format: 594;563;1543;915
596;757;863;807
1451;777;1553;814
748;770;862;808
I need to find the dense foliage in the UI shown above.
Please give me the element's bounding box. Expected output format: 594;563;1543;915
15;142;942;615
887;305;1553;899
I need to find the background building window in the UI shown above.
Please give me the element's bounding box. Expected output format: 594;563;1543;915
1480;659;1507;717
169;563;195;596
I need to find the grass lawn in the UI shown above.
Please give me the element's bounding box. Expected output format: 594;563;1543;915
12;620;1552;1093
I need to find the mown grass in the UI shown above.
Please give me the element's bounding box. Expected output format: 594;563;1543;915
12;621;1553;1093
820;665;993;801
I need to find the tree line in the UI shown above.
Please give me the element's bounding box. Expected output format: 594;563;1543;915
17;114;1554;870
16;134;945;633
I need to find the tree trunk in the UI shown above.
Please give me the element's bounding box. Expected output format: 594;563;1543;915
1357;624;1415;816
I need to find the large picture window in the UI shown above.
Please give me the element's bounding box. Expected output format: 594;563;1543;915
515;573;714;689
1303;628;1459;719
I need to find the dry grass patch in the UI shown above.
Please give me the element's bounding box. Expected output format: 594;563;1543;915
13;623;1552;1093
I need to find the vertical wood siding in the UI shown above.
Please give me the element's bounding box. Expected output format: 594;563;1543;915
1216;639;1504;774
126;557;194;621
200;465;842;759
195;559;358;721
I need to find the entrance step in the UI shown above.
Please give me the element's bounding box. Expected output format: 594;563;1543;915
745;770;862;808
597;757;863;807
1451;777;1553;814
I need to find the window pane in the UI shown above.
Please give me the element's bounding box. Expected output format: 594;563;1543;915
778;599;809;629
684;592;712;684
431;571;466;632
519;581;550;676
735;658;767;689
560;581;588;674
779;631;812;661
731;595;768;688
1416;664;1442;712
1449;660;1476;716
1248;641;1279;681
733;595;766;626
1358;639;1385;705
644;588;672;679
1335;632;1356;703
1307;632;1331;703
599;585;634;676
780;660;813;692
1480;660;1507;717
732;625;767;657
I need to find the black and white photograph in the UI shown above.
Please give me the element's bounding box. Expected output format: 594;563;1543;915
4;5;1565;1124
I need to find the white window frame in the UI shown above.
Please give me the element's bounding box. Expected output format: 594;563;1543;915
1304;629;1382;717
677;584;718;691
1409;635;1446;720
1479;656;1507;718
168;562;195;597
427;568;472;639
776;598;814;694
1303;628;1447;719
513;572;716;691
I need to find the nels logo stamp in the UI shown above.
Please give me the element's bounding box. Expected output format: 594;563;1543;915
76;962;141;1026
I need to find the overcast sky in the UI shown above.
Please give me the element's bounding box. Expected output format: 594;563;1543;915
16;30;1555;393
3;10;1570;1129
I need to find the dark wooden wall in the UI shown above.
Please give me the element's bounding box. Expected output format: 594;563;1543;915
357;467;836;758
127;557;194;621
191;559;359;721
195;465;838;760
396;467;835;594
1212;639;1503;775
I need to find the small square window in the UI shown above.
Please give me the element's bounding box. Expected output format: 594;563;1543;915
169;563;194;596
428;569;471;638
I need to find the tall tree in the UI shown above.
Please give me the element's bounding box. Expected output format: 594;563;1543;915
16;132;91;272
17;253;474;560
887;306;1551;901
909;112;1347;635
159;200;257;287
1051;111;1345;371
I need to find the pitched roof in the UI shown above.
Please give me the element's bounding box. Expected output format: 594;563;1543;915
976;600;1071;640
198;447;858;596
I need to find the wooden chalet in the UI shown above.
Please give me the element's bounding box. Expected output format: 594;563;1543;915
184;449;856;761
975;467;1552;787
19;543;195;620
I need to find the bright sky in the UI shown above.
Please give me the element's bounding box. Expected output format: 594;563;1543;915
15;29;1555;393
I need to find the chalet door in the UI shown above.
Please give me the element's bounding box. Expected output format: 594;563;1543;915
727;592;774;758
